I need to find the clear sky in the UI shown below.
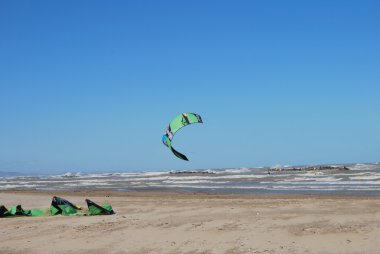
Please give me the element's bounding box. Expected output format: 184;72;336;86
1;1;379;174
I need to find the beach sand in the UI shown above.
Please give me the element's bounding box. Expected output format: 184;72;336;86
1;190;380;254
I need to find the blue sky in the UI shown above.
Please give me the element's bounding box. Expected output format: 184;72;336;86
1;1;379;173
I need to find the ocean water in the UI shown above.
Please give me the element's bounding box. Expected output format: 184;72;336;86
1;163;380;195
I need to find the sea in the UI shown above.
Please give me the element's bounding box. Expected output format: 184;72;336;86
1;163;380;195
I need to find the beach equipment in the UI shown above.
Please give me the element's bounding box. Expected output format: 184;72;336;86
0;205;10;217
50;196;83;216
86;199;115;215
0;204;47;217
0;196;114;217
162;113;203;161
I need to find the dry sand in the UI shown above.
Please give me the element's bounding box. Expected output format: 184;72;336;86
1;190;380;254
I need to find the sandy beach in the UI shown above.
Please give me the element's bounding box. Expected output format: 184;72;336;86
1;190;380;254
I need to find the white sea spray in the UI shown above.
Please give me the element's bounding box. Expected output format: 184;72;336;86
2;163;380;194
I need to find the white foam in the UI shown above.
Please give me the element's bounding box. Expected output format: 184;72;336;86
139;183;267;189
304;171;324;176
64;181;111;187
162;180;227;184
61;172;82;178
0;184;40;189
281;176;341;182
261;180;380;185
271;185;380;191
142;171;171;176
126;176;170;181
349;175;380;180
223;168;252;174
270;164;283;169
348;163;379;170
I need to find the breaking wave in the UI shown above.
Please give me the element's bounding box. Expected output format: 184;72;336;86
1;163;380;195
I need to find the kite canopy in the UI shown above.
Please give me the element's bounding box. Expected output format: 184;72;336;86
0;204;47;217
50;196;82;216
162;113;203;161
86;199;115;215
0;196;115;218
0;205;10;217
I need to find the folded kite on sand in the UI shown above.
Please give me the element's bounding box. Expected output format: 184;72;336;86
0;196;114;217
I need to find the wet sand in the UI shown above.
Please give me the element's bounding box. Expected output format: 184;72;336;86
1;190;380;254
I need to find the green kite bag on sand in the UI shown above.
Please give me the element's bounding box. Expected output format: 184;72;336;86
50;196;83;216
86;199;115;215
0;204;47;217
0;205;10;217
8;205;32;216
1;197;115;218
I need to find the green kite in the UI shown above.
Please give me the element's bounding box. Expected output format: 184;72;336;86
1;196;114;218
162;113;203;161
